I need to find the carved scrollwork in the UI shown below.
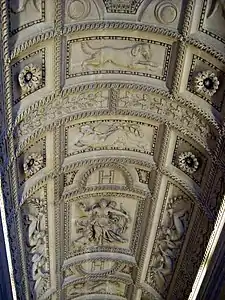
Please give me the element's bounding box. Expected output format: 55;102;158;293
67;0;91;20
207;0;225;19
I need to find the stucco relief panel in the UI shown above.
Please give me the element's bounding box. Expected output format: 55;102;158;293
65;280;127;299
145;182;194;297
21;188;50;299
67;37;170;81
117;88;217;144
140;0;182;30
9;0;45;35
65;119;158;157
65;0;101;23
70;196;136;249
64;191;144;257
199;0;225;43
11;48;45;105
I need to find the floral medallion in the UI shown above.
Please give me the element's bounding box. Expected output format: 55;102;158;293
194;70;219;97
18;64;42;94
178;152;199;174
23;153;44;177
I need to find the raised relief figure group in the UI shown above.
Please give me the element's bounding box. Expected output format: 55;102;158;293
74;198;131;247
72;121;150;153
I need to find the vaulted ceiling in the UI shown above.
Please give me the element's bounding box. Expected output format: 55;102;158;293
0;0;225;300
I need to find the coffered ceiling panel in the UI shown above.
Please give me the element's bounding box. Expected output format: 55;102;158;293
0;1;225;300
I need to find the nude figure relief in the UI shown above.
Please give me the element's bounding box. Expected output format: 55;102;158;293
73;198;131;247
71;121;151;153
149;196;192;291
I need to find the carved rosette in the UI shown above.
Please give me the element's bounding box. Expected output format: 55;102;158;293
194;70;219;97
178;152;199;174
18;64;42;94
23;153;44;177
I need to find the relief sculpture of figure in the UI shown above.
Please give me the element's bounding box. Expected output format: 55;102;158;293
207;0;225;18
74;199;131;246
73;121;149;152
81;41;159;71
11;0;41;13
23;211;48;298
150;197;191;290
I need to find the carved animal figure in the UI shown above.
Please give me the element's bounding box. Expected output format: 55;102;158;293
81;41;158;70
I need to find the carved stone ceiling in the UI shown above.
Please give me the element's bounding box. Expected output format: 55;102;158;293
0;0;225;300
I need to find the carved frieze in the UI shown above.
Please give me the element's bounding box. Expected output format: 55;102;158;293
188;56;225;111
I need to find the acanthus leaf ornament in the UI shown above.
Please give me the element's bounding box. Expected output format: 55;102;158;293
18;64;42;94
194;70;219;97
23;153;44;177
178;152;199;174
